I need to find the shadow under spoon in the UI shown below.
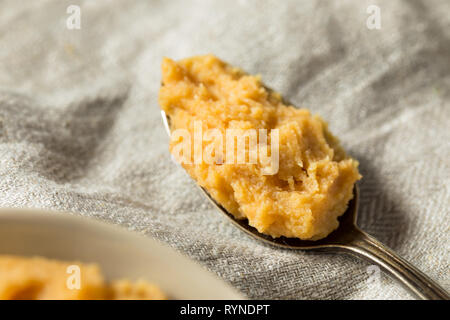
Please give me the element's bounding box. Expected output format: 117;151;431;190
161;110;449;300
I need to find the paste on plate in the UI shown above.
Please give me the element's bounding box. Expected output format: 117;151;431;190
0;255;166;300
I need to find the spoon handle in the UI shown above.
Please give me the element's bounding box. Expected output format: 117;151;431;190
341;228;449;300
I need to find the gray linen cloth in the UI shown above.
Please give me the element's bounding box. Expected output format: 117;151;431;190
0;0;448;299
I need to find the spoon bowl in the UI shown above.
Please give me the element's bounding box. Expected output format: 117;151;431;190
201;181;360;250
161;110;449;300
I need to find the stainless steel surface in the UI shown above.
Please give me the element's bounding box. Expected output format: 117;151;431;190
161;110;449;300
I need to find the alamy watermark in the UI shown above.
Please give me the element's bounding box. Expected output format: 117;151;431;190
366;5;381;30
66;5;81;30
170;120;280;175
366;265;381;290
66;264;81;290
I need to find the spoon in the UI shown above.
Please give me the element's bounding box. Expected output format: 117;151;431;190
161;110;449;300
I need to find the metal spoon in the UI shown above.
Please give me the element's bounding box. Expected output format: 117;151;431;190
161;110;449;300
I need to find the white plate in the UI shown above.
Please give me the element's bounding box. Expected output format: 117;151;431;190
0;209;245;300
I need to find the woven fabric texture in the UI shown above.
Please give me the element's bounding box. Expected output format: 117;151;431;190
0;0;448;299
